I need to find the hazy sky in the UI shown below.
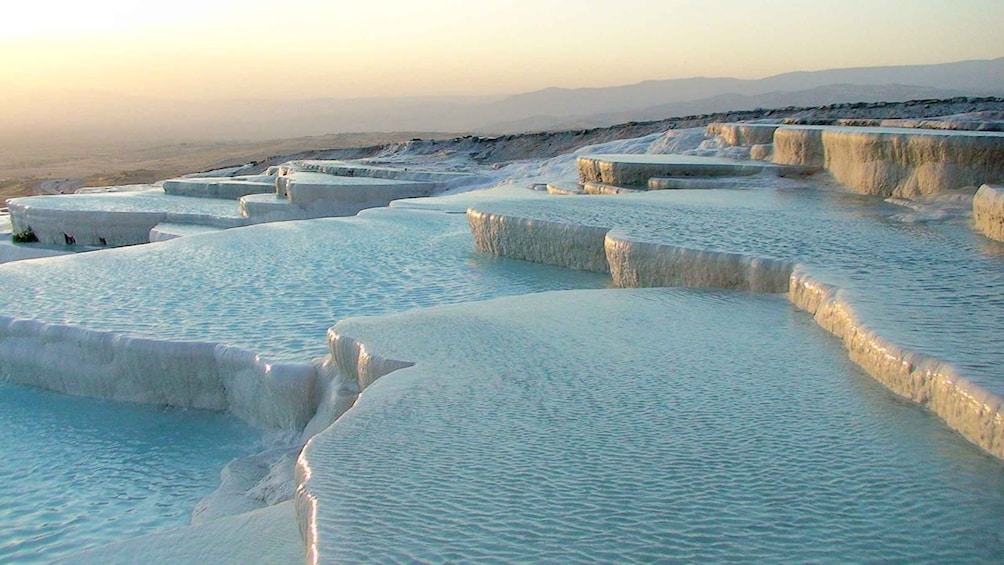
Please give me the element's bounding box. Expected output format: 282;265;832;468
1;0;1002;100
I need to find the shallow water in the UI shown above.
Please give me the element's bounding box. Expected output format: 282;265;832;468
470;184;1004;395
0;382;259;563
305;288;1004;562
10;188;243;216
0;195;610;560
0;205;609;362
1;145;1002;562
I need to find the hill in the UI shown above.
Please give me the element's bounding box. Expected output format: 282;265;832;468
2;58;1002;145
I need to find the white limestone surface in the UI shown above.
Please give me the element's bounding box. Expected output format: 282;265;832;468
467;186;1004;457
162;176;276;199
0;199;607;430
646;170;819;191
545;181;585;195
577;154;765;186
648;177;728;190
293;160;482;189
377;127;712;200
706;122;780;146
149;222;228;242
606;236;793;292
874;117;1004;132
773;126;1004;196
8;189;250;246
973;184;1004;241
772;126;826;167
467;208;611;274
823;127;1004;197
240;173;453;222
191;446;301;523
238;193;306;219
750;143;774;161
296;289;1004;562
582;181;642;195
281;172;436;205
789;267;1004;458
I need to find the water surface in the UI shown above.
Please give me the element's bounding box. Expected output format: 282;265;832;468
0;383;260;563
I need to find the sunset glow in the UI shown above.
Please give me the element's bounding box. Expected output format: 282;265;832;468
2;0;1001;100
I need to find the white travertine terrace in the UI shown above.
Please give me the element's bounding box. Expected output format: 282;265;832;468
818;128;1004;197
646;172;812;192
299;329;415;442
4;123;1004;561
468;202;793;292
772;127;827;167
162;176;276;199
973;184;1004;241
281;172;436;206
238;193;302;218
648;177;727;190
545;181;585;195
0;198;605;429
468;209;610;273
148;222;228;242
292;160;482;189
789;268;1003;458
8;190;250;247
837;117;1004;132
711;120;1004;197
577;154;815;188
466;190;1004;460
577;154;764;186
295;288;1004;562
582;181;642;195
750;143;774;161
239;172;443;221
7;162;483;248
606;235;793;292
706;122;780;146
0;318;319;430
773;126;1004;196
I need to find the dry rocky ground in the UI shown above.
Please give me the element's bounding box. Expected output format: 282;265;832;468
0;132;455;202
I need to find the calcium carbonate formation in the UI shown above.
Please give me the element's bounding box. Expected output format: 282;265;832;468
466;150;1004;461
2;112;1003;563
974;184;1004;241
294;288;1004;563
7;161;484;248
744;124;1004;197
467;199;1004;458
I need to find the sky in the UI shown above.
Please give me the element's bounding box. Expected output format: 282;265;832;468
1;0;1002;100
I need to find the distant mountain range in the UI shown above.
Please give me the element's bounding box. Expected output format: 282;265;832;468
3;57;1002;144
483;84;973;133
475;57;1004;131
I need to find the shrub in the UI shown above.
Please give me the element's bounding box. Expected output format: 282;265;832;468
12;227;37;243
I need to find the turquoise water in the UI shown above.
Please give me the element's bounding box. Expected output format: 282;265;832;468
0;206;609;362
470;185;1004;396
1;175;1003;562
304;288;1004;562
0;199;611;560
0;383;259;563
10;188;243;216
